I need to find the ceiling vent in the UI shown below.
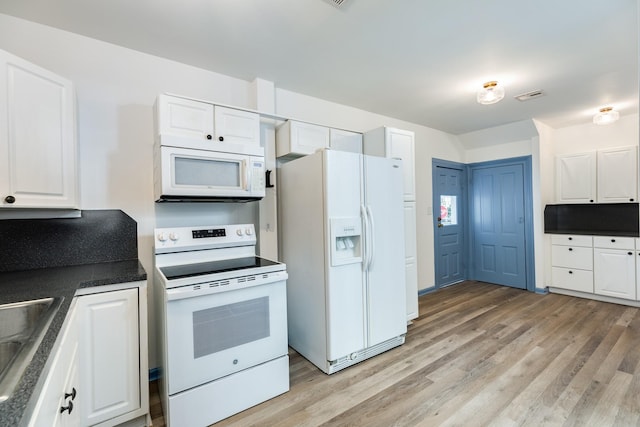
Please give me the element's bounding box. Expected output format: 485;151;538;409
514;90;545;102
324;0;348;7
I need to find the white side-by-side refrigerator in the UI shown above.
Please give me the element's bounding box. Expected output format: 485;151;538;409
279;148;406;374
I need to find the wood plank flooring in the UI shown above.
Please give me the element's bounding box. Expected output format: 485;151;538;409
149;281;640;426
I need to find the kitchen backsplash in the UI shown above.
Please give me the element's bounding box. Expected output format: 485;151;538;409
544;203;640;237
0;210;138;272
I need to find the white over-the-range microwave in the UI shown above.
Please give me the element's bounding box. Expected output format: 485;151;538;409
154;135;266;202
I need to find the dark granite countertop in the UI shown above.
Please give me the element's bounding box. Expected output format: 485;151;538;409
0;259;146;427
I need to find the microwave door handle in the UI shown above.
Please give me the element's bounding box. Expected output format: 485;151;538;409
241;159;249;191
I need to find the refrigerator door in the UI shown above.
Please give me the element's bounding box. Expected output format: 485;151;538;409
324;150;367;360
363;155;407;346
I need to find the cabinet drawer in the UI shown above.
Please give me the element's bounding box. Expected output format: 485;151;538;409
593;236;635;250
551;267;594;293
550;235;593;247
551;245;593;270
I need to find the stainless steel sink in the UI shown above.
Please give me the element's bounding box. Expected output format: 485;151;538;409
0;297;62;402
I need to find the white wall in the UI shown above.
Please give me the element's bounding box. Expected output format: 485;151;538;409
552;113;638;154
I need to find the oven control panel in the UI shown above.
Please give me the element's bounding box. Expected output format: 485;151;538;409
155;224;256;253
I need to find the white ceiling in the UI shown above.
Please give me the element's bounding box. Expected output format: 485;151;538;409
0;0;637;135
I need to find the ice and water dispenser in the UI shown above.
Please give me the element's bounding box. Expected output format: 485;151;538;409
330;217;362;266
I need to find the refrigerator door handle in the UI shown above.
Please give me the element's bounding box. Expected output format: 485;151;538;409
361;204;371;271
366;205;375;270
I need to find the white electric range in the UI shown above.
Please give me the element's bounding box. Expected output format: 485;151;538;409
153;223;289;426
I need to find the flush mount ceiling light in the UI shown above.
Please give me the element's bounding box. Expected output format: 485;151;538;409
593;106;620;125
477;81;505;105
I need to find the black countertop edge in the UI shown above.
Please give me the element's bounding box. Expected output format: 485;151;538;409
545;231;640;238
0;260;147;427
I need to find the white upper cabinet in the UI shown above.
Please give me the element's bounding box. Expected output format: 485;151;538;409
156;95;214;139
364;127;415;201
555;152;596;203
0;50;77;209
329;128;363;154
556;146;638;204
155;94;260;146
276;120;330;157
214;105;260;146
597;146;638;203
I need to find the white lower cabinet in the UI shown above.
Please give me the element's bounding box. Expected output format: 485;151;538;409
550;235;594;294
593;237;636;301
550;234;640;303
77;288;141;426
28;301;79;427
27;282;148;427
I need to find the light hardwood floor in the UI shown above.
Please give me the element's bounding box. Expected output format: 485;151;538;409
150;281;640;426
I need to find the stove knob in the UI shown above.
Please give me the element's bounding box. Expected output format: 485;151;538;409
169;232;180;242
157;232;168;242
236;228;244;236
245;227;253;236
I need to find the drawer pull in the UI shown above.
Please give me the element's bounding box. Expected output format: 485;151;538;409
629;252;633;255
568;248;573;251
568;237;573;240
611;239;616;243
569;270;573;274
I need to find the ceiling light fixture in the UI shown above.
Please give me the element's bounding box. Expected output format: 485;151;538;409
477;81;505;105
593;107;620;125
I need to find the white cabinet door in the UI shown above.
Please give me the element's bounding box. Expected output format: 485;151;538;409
555;152;596;203
156;94;214;140
364;127;415;201
404;201;419;321
28;302;79;427
329;128;362;153
78;288;140;426
597;146;638;203
594;248;636;300
0;50;77;209
276;120;330;157
387;128;415;201
214;106;260;146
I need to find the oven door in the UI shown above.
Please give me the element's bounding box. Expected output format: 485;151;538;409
165;280;287;395
157;145;265;201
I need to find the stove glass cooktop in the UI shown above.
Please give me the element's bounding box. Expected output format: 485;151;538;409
161;257;281;280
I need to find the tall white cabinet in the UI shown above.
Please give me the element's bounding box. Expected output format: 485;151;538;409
0;49;78;210
364;127;418;321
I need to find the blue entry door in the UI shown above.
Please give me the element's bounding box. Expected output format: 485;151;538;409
433;163;466;287
470;164;526;289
